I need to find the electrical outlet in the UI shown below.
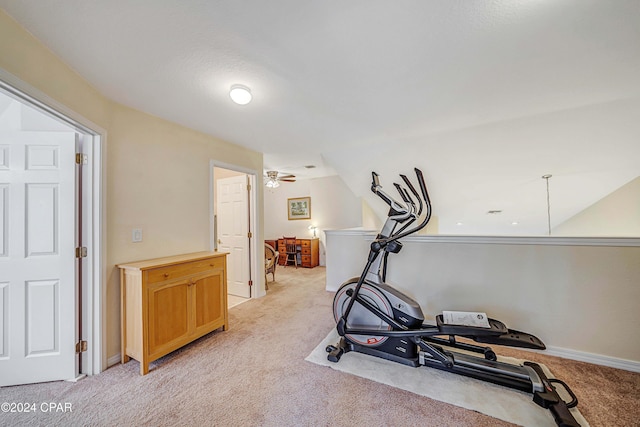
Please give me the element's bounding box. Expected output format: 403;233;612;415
132;228;143;243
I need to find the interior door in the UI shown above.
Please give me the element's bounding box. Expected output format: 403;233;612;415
216;175;250;298
0;131;77;386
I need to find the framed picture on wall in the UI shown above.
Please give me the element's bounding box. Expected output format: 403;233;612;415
288;197;311;220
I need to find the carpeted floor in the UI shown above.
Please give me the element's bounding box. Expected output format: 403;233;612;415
305;329;587;426
0;266;638;426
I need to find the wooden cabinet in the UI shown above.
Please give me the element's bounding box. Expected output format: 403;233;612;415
118;251;228;375
277;238;319;268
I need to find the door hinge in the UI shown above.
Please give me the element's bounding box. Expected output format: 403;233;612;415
75;340;88;353
75;153;88;165
247;232;253;238
75;247;87;258
247;184;251;191
248;280;253;287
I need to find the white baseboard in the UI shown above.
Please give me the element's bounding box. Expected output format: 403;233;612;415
544;346;640;373
105;347;639;373
107;353;121;368
66;374;87;383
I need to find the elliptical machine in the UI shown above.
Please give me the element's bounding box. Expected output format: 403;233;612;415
327;168;580;427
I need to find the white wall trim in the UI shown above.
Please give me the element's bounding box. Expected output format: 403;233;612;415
209;160;264;298
325;228;378;236
325;229;640;247
107;353;121;368
0;67;107;375
109;328;640;374
542;346;640;373
0;68;104;135
403;235;640;247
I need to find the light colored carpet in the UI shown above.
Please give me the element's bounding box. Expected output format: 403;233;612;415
307;329;588;426
0;266;637;426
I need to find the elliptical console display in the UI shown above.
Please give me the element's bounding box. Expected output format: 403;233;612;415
327;168;581;427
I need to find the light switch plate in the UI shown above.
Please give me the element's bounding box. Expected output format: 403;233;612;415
132;228;143;243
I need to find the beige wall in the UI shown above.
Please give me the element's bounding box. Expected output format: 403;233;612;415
263;175;362;265
361;198;382;231
0;10;264;363
554;176;640;236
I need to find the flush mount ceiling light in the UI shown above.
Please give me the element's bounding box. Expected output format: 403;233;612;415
229;84;252;105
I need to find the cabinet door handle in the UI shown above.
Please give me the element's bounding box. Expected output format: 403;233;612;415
164;273;170;278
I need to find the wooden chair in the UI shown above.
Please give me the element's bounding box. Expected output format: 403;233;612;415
283;236;299;268
264;243;279;289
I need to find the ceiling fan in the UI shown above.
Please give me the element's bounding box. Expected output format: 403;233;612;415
264;170;296;188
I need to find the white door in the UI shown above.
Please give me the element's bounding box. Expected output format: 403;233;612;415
0;131;77;386
217;175;250;298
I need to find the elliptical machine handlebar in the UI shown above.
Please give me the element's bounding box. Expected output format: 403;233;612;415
393;182;416;213
371;168;432;244
393;182;418;234
414;168;430;206
371;172;413;223
400;173;423;216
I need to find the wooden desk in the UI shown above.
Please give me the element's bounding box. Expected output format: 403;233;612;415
265;239;278;250
277;238;319;268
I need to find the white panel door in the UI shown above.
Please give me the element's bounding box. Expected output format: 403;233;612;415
217;175;250;298
0;131;77;386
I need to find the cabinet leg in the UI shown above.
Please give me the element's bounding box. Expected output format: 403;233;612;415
140;361;149;376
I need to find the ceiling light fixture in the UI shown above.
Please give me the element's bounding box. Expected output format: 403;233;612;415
229;84;252;105
265;177;280;188
265;170;281;189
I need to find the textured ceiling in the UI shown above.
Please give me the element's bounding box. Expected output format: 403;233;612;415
1;1;639;234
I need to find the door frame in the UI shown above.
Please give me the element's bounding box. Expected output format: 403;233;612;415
0;68;106;375
209;160;263;298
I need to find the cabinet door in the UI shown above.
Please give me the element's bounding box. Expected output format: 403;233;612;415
193;271;226;337
147;279;191;358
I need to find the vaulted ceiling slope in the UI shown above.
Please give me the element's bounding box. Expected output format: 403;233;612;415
1;1;639;234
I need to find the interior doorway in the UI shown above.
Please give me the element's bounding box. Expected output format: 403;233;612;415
0;76;103;385
212;165;258;304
